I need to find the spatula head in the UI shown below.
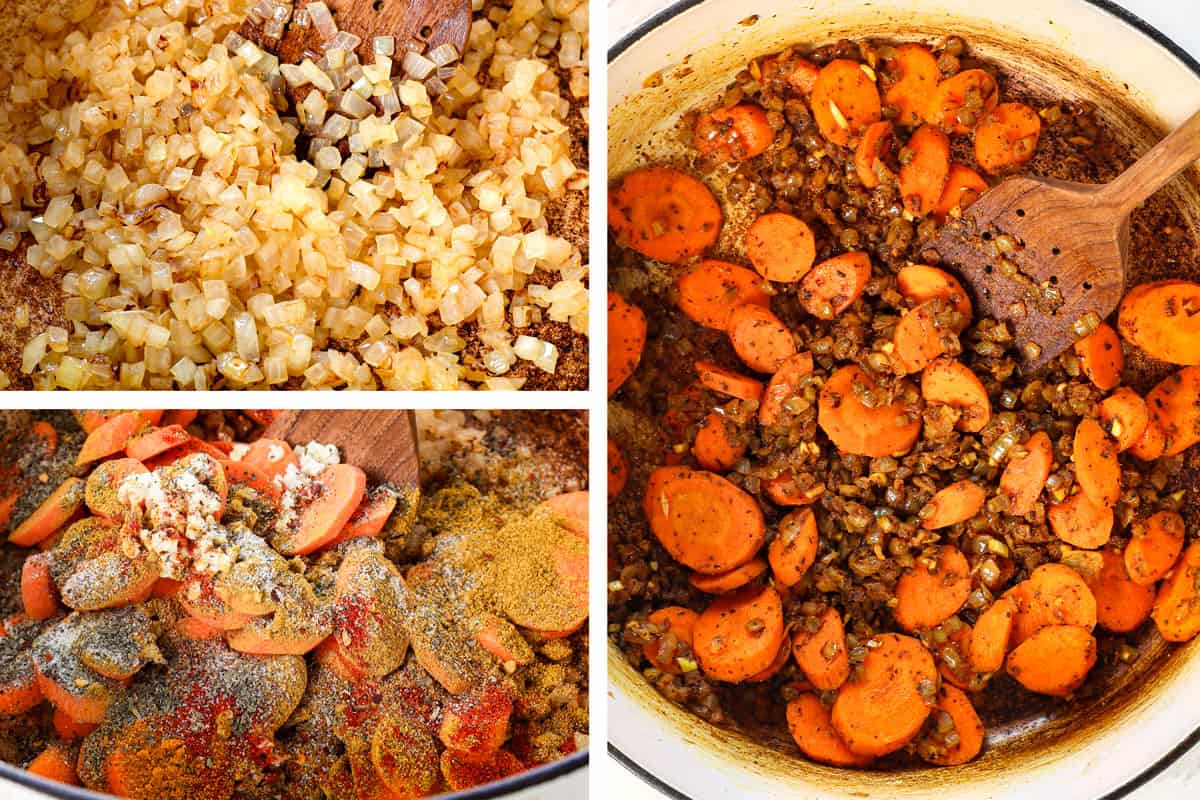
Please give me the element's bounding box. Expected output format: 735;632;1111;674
264;410;419;489
927;175;1126;372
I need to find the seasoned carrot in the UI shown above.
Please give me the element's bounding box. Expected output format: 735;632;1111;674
920;685;984;766
608;167;722;263
125;424;190;462
786;58;820;95
1007;563;1097;646
643;606;699;675
974;102;1041;174
763;474;826;507
220;460;280;503
474;613;534;668
34;662;112;724
161;409;198;427
999;431;1053;516
21;553;59;620
75;411;115;434
745;212;816;282
787;693;873;767
810;59;882;146
831;633;936;757
893;545;971;631
241;438;298;482
1047;490;1113;550
1098;387;1149;452
1128;417;1166;461
926;69;998;134
799;252;871;319
791;607;850;691
932;164;989;222
0;646;42;716
899;124;951;217
818;365;921;458
272;464;366;556
439;749;523;792
969;597;1015;673
333;488;397;544
676;260;771;332
695;360;764;402
934;621;973;691
689;558;768;594
747;638;791;683
893;301;949;373
692;411;746;472
694;104;775;162
1125;510;1185;586
921;358;991;432
9;477;84;546
607;439;628;499
27;744;78;785
142;437;228;470
608;291;647;396
546;492;588;541
151;577;182;598
84;457;148;519
768;507;819;587
1006;624;1097;696
1145;366;1200;456
77;412;151;466
693;585;785;683
1072;418;1121;508
643;467;765;574
921;480;986;530
1073;322;1123;390
1117;280;1200;365
727;304;796;374
759;352;815;426
1151;542;1200;642
1085;549;1156;634
31;422;58;458
883;44;939;127
896;264;973;325
438;684;513;762
854;121;895;189
53;708;98;740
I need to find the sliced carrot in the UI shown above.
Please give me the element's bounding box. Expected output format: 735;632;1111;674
75;411;115;434
1048;490;1113;550
438;683;513;762
1125;510;1185;586
161;409;198;427
787;693;873;767
475;613;534;668
220;459;280;503
934;621;974;691
694;104;775;162
693;585;785;683
883;44;939;127
763;474;826;507
608;167;722;264
151;577;182;598
608;291;647;397
1007;563;1097;646
920;685;984;766
853;121;895;189
744;212;816;282
84;457;148;519
76;411;152;465
831;633;936;757
226;618;329;656
810;59;882;146
439;749;522;792
1085;549;1156;634
31;421;58;458
676;260;771;332
727;304;796;374
921;358;991;432
689;558;767;594
767;507;819;587
1073;322;1123;390
1152;542;1200;642
969;597;1015;673
9;477;84;546
142;437;228;470
125;424;190;462
786;58;820;95
642;466;765;574
799;252;871;320
920;480;986;530
1117;280;1200;365
241;438;299;482
34;662;112;724
178;572;255;630
607;439;628;499
899;124;950;217
0;645;42;715
1099;387;1149;452
1006;624;1097;696
896;264;973;325
925;69;998;134
272;464;366;555
333;488;397;544
746;638;790;683
1128;417;1166;461
546;492;588;542
27;744;78;785
893;544;971;631
176;616;226;641
999;431;1053;516
1072;418;1121;508
759;352;815;426
932;163;989;222
974;102;1041;174
893;300;950;373
53;707;98;740
643;606;698;675
695;360;764;402
791;607;850;691
692;411;746;472
21;553;60;620
1145;365;1200;456
817;365;921;458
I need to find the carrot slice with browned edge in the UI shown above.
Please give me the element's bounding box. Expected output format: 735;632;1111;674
9;477;84;546
1099;387;1148;452
727;304;796;374
791;607;850;691
643;606;698;675
759;352;815;426
975;102;1041;174
899;124;950;217
897;264;973;325
1117;280;1200;365
125;424;190;462
84;458;148;520
21;553;60;620
608;167;722;264
799;252;871;319
692;411;746;472
608;291;647;396
854;121;895;189
1085;549;1156;634
893;300;950;373
1074;322;1123;390
1048;490;1114;550
932;164;989;222
689;558;768;594
832;632;936;757
1152;542;1200;642
643;466;766;574
241;438;299;482
810;59;882;146
745;212;816;282
1073;418;1121;508
787;693;873;767
921;358;991;432
1007;563;1098;646
1006;624;1097;696
1125;510;1185;586
608;439;628;499
919;685;984;766
969;597;1015;673
999;431;1053;516
1146;365;1200;456
695;360;764;402
921;480;986;530
27;744;78;785
768;507;819;587
272;464;367;556
926;69;998;134
677;260;771;332
76;411;152;465
818;365;921;458
693;585;785;683
883;44;939;127
894;544;971;630
694;104;775;162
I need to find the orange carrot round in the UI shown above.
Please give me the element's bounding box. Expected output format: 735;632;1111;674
643;606;698;675
831;633;936;757
608;291;647;397
935;621;974;691
1074;322;1123;390
974;102;1041;174
787;693;873;767
1145;365;1200;456
932;164;989;222
893;301;949;373
896;264;973;325
1117;280;1200;365
125;424;190;462
1098;387;1148;452
763;474;826;507
608;438;628;499
1006;624;1097;696
999;431;1054;516
883;44;939;127
799;252;872;319
695;360;764;403
9;477;85;547
899;124;951;217
84;457;148;520
1007;563;1097;646
1048;490;1114;550
692;411;746;472
759;352;815;426
27;744;78;785
969;597;1015;673
694;104;775;162
854;121;895;189
1073;418;1121;508
921;480;986;530
689;558;768;594
21;553;60;620
818;365;921;458
76;411;153;465
693;585;785;683
241;438;298;482
1125;510;1185;586
810;59;882;146
926;69;998;134
1128;417;1166;461
768;507;819;587
727;304;796;374
920;685;984;766
1086;549;1156;634
608;167;722;263
893;544;971;630
791;607;850;691
272;464;366;555
745;213;816;282
921;358;991;432
53;707;98;741
1151;542;1200;642
677;260;771;332
785;58;820;95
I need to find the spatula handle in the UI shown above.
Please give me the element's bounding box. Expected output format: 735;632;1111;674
1099;107;1200;215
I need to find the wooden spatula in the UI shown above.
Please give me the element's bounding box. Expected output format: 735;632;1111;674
928;108;1200;372
264;409;419;489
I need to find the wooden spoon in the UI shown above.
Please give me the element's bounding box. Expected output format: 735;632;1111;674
264;409;419;490
927;108;1200;372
